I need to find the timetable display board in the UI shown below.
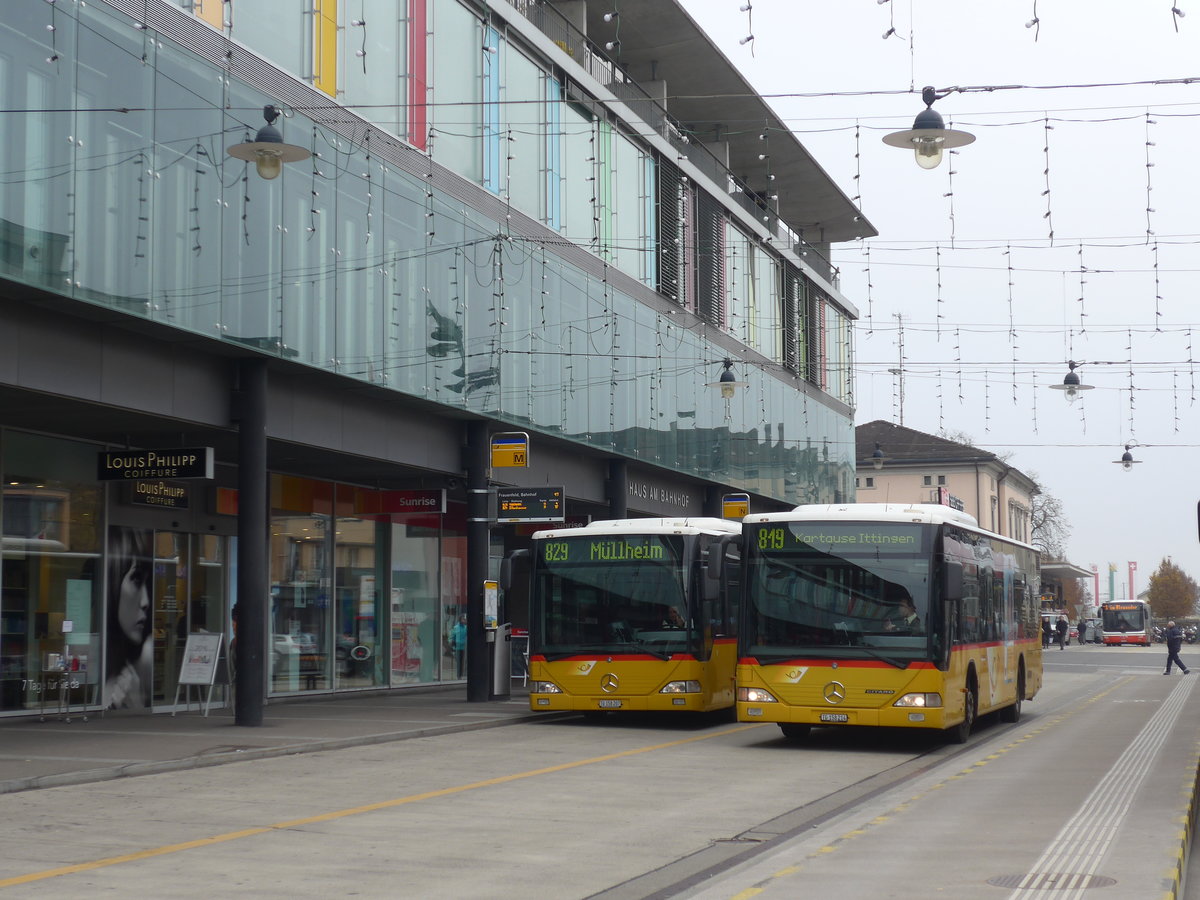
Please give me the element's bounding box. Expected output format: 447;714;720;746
496;486;564;523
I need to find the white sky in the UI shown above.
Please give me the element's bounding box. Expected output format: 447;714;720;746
681;0;1200;599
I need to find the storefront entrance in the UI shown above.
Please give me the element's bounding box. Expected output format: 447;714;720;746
150;532;227;710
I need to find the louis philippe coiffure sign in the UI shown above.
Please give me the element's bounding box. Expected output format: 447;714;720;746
97;447;214;481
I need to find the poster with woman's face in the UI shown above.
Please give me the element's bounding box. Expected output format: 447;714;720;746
105;526;153;708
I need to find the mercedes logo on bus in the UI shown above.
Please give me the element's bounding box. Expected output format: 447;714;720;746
823;681;846;705
600;673;620;693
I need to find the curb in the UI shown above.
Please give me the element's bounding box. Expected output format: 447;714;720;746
0;711;563;796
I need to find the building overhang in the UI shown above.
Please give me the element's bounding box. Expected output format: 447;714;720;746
574;0;875;244
1041;561;1093;581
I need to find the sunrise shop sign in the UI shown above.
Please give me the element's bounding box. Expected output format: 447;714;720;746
98;447;214;481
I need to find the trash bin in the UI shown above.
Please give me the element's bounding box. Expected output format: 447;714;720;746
488;623;511;700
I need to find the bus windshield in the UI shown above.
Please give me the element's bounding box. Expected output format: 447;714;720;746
531;534;691;659
744;522;932;665
1102;603;1149;634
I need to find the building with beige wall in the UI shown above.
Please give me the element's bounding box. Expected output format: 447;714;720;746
854;421;1038;542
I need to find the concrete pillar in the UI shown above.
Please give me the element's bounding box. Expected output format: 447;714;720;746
608;459;628;519
466;420;491;702
234;358;268;726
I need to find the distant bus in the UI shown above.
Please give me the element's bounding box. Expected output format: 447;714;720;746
513;518;742;714
1100;600;1153;646
730;503;1043;743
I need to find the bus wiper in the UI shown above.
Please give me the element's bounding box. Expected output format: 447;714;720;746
627;639;672;661
856;645;907;669
542;644;611;661
542;642;671;662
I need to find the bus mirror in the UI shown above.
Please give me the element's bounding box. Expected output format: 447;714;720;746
707;535;740;581
706;542;724;581
943;561;963;603
500;549;529;591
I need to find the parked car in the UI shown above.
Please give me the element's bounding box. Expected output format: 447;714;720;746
272;634;299;670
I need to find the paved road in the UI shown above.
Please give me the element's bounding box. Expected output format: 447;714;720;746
0;645;1195;899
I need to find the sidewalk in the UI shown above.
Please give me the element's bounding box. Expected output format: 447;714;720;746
0;685;542;795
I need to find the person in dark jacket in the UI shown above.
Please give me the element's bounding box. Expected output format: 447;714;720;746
1055;616;1068;650
1042;619;1052;649
1164;621;1191;674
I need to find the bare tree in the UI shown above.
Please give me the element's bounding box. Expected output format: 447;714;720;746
1062;577;1092;621
1029;485;1070;558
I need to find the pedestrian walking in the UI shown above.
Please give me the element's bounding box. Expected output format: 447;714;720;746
1164;621;1191;675
450;614;468;679
1055;616;1068;650
1042;618;1051;649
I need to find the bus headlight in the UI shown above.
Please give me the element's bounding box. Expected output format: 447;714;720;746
660;680;701;694
893;692;942;708
737;687;778;703
530;681;562;694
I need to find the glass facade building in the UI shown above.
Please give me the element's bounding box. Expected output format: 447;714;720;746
0;0;867;715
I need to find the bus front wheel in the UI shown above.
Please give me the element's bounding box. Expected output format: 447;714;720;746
779;723;811;740
949;680;977;744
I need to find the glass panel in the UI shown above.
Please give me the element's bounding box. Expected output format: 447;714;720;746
151;531;186;705
335;487;383;688
342;1;406;138
220;81;296;358
390;512;444;683
561;103;595;245
335;139;385;383
611;130;643;276
505;51;543;219
379;166;428;394
0;4;75;294
228;0;309;82
431;0;481;182
1;433;103;715
151;41;225;335
73;4;154;313
269;475;334;693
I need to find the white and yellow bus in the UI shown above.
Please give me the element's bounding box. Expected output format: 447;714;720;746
517;518;742;714
731;503;1042;742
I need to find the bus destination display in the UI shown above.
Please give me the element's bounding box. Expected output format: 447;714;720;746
541;535;676;564
496;486;564;523
754;522;921;551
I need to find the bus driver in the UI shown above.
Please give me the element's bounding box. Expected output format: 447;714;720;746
885;596;923;635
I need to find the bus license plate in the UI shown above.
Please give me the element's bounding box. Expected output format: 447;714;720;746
598;700;623;709
819;713;849;723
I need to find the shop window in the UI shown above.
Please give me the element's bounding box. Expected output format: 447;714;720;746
269;475;334;694
1;432;103;715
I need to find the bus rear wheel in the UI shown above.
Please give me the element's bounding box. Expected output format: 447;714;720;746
949;681;977;744
999;669;1024;724
779;723;811;740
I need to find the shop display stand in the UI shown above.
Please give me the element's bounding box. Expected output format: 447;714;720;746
38;648;89;723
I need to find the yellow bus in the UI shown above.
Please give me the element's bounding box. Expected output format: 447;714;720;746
516;518;742;714
731;503;1042;742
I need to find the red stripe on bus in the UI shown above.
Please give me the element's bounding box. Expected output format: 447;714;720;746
532;654;699;662
738;657;936;669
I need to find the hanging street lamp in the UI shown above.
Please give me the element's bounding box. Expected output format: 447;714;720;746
228;105;311;180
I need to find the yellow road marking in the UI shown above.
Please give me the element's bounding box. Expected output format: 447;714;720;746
0;723;763;889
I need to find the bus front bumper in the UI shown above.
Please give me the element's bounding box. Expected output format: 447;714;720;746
737;701;952;730
530;693;707;712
